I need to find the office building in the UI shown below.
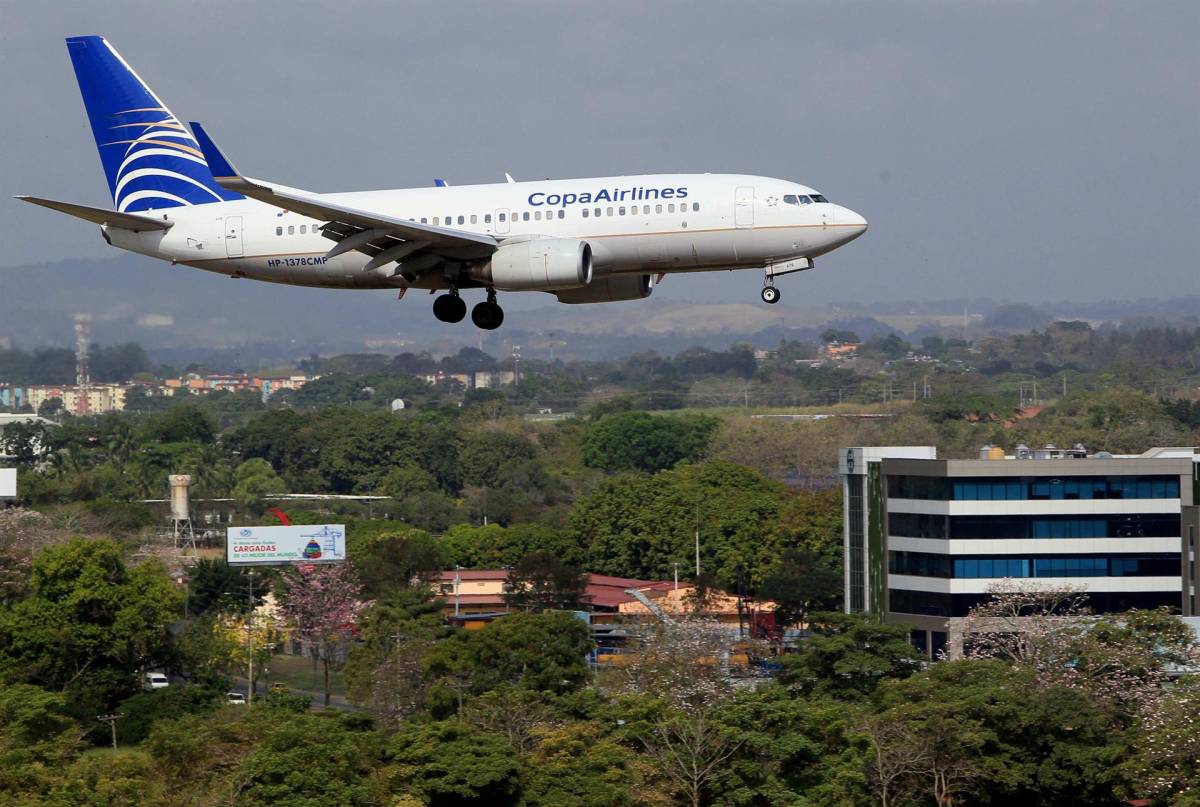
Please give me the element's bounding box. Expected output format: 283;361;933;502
841;445;1200;658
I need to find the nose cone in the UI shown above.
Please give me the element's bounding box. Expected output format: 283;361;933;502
837;205;868;241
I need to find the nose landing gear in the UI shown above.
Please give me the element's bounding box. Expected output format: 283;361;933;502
432;290;467;323
760;284;781;304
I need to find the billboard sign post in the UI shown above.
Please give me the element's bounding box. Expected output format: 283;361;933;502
226;524;346;566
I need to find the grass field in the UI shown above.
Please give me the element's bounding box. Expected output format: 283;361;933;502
265;652;347;696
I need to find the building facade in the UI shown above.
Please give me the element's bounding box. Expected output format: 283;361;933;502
842;445;1200;657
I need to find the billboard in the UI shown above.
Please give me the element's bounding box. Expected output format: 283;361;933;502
226;524;346;565
0;468;15;498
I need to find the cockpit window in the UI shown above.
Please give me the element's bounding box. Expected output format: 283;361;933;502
783;194;813;205
811;194;829;203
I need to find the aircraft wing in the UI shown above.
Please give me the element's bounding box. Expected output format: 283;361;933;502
16;196;173;232
189;122;497;270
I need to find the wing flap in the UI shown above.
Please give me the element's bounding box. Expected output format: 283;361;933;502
16;195;173;232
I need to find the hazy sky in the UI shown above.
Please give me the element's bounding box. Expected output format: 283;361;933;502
2;0;1196;306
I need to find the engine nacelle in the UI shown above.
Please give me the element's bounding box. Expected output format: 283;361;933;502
554;274;653;304
476;239;592;291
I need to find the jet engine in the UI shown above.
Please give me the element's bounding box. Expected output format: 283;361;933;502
475;239;592;291
554;274;654;304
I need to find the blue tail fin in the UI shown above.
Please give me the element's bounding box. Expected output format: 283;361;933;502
65;35;243;212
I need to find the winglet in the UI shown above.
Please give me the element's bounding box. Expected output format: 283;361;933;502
434;178;449;187
188;122;247;188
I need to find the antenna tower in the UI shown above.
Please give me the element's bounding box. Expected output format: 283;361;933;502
74;314;92;416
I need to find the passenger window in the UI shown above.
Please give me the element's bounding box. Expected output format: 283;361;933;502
499;213;506;222
433;217;439;225
470;214;477;224
458;215;465;224
535;211;542;220
619;206;626;215
300;225;307;234
485;213;492;223
523;212;530;221
557;210;564;219
643;205;650;214
421;217;428;223
668;204;675;213
582;209;589;218
692;202;699;212
596;208;602;217
606;207;613;216
656;204;662;213
287;225;295;234
275;226;282;236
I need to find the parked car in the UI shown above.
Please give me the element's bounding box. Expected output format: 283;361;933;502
226;692;246;705
144;672;169;690
269;682;289;694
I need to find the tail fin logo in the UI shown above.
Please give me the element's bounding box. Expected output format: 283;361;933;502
66;36;243;212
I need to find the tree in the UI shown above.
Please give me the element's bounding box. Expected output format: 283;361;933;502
185;558;268;616
960;582;1197;714
37;396;65;419
1120;676;1200;804
757;549;841;627
344;588;446;726
0;538;182;720
383;721;521;805
0;683;83;802
504;550;590;612
874;659;1129;807
424;611;592;711
232;711;378;807
459;430;539;487
347;528;446;599
614;619;762;807
441;523;586;570
232;458;287;512
276;563;366;706
570;460;785;588
778;612;921;700
581;411;718;473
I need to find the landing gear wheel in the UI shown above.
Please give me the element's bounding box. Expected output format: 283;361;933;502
433;293;467;323
471;301;505;330
761;285;781;304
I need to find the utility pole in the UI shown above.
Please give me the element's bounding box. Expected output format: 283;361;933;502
672;562;680;591
97;713;123;751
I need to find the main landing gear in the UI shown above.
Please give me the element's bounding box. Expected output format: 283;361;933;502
471;289;504;330
432;288;504;330
432;290;466;323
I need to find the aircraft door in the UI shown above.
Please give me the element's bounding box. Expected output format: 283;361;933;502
496;208;510;235
734;186;755;228
224;216;244;258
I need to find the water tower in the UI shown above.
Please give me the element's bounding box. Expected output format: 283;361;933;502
168;474;196;555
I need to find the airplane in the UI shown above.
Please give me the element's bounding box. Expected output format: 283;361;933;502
19;36;868;331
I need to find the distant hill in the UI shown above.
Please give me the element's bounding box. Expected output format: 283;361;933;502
2;255;1196;367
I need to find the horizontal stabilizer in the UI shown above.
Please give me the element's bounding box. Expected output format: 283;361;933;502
16;195;173;231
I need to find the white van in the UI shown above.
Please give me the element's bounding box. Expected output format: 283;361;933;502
144;672;169;690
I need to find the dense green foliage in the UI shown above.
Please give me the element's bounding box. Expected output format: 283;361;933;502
5;327;1200;805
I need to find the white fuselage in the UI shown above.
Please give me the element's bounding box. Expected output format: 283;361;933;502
104;173;866;291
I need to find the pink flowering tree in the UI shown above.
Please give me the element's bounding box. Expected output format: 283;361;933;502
960;580;1196;716
610;618;767;807
276;562;367;706
1120;676;1200;802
